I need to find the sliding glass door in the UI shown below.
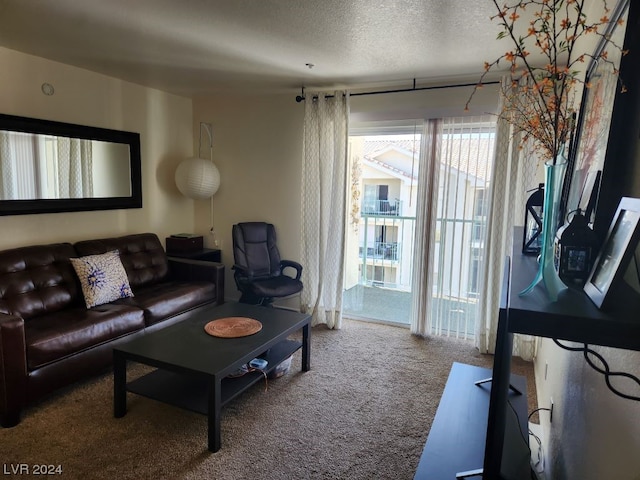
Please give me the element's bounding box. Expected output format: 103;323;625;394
429;117;496;339
343;117;496;339
343;129;420;326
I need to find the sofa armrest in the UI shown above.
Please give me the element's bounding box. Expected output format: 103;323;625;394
167;258;225;306
0;313;27;427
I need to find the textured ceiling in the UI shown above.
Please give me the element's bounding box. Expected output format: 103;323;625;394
0;0;521;97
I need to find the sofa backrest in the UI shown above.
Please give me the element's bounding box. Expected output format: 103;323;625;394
0;243;81;319
73;233;169;290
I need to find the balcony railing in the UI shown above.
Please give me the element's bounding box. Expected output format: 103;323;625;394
361;199;402;216
358;214;415;289
359;241;399;261
348;214;487;339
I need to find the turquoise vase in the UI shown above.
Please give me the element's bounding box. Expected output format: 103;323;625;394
519;156;567;301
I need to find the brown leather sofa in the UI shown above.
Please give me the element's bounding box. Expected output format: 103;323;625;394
0;233;224;427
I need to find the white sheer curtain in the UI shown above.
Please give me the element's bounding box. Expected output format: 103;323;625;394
57;137;93;198
300;91;350;328
476;78;539;360
0;132;93;200
0;131;42;200
0;131;18;199
410;119;442;336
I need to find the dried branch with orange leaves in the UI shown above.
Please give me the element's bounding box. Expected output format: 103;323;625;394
466;0;628;161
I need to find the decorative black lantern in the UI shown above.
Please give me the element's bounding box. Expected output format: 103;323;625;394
522;183;544;255
554;209;600;285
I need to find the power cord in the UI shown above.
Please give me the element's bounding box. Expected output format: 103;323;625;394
553;339;640;401
527;407;551;476
527;407;551;423
528;427;544;477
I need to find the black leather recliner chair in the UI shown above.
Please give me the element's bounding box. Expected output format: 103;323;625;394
232;222;303;306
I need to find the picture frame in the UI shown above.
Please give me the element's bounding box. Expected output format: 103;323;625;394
560;0;629;225
584;197;640;309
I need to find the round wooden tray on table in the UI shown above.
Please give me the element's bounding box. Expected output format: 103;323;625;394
204;317;262;338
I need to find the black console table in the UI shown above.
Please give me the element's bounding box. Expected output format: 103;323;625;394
416;227;640;479
484;227;640;479
506;227;640;350
413;363;527;479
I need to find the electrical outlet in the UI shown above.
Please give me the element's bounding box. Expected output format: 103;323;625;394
550;398;554;423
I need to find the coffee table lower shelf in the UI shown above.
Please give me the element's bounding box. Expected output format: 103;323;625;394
126;339;301;415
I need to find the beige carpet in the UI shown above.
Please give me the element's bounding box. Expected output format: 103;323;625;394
2;319;536;480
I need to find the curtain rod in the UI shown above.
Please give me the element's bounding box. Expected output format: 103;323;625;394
294;80;500;103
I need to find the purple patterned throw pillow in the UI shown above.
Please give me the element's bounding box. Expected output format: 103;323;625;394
70;250;134;308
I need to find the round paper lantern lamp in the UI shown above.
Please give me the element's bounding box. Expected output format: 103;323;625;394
175;157;220;199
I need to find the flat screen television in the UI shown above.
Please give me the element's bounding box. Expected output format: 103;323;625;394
481;258;532;480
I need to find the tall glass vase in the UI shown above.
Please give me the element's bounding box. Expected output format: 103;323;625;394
519;157;567;301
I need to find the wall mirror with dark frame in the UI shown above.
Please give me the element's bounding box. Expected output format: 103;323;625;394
560;0;631;236
0;113;142;216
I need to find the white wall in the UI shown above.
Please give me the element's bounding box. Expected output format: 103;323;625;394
92;141;131;197
192;93;304;304
535;340;640;479
350;82;499;125
0;47;194;249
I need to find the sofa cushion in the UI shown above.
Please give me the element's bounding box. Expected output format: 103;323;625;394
0;243;81;319
74;234;169;290
24;303;145;370
70;251;134;308
115;281;217;326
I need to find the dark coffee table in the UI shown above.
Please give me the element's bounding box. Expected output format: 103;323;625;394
113;302;311;452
